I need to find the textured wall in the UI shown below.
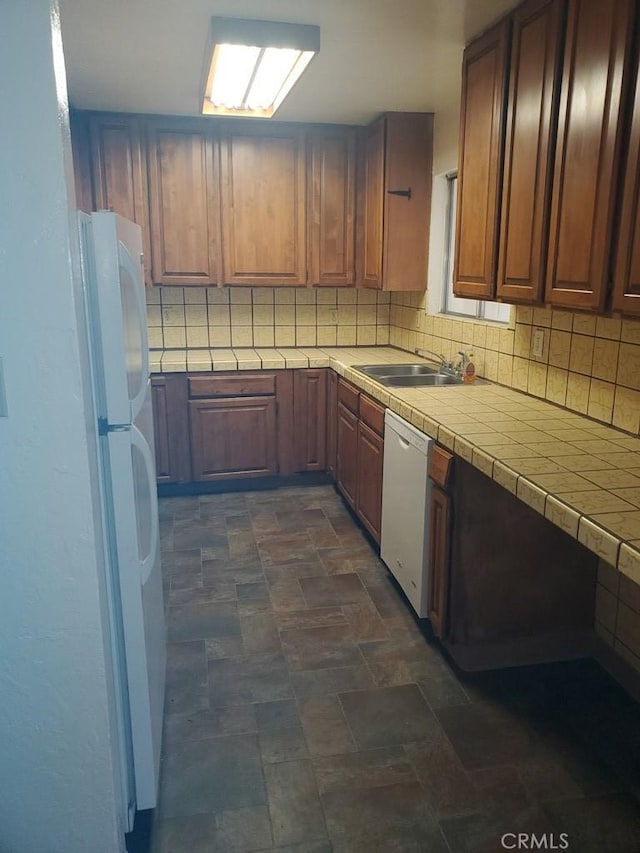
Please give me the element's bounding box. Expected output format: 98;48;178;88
596;560;640;676
0;3;123;851
390;293;640;436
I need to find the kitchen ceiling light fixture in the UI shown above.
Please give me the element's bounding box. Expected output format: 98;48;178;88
202;17;320;118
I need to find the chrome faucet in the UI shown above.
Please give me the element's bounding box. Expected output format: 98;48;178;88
454;350;470;372
415;348;448;369
415;347;472;378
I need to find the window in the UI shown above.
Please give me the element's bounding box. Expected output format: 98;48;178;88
441;173;510;323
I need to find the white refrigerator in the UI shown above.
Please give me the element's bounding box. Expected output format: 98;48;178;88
77;211;166;831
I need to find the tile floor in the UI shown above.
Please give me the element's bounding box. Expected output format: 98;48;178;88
151;485;640;853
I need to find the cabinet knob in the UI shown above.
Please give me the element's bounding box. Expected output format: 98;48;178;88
387;188;412;200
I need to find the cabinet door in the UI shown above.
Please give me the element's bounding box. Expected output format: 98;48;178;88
453;19;510;300
189;396;277;481
326;369;338;480
545;0;634;311
308;128;356;286
151;374;190;484
497;0;564;305
382;113;433;291
70;110;93;213
146;120;218;286
336;401;358;509
428;485;451;639
356;421;384;543
360;117;385;289
89;113;152;286
293;369;327;472
220;129;306;285
613;42;640;315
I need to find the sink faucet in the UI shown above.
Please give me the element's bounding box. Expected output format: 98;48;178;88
415;348;472;377
414;348;448;369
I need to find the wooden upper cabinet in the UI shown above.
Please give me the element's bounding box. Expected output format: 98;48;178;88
613;35;640;315
89;113;152;286
70;111;94;214
361;117;385;288
497;0;564;304
219;127;306;286
146;120;218;286
453;19;510;300
359;113;433;291
307;127;356;286
545;0;635;311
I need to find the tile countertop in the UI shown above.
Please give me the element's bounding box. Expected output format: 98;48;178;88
151;345;640;585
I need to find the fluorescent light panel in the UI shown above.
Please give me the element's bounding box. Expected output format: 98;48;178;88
202;18;319;118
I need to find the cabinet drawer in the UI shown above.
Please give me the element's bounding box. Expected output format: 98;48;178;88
429;444;454;489
359;394;385;436
338;378;360;415
188;373;276;398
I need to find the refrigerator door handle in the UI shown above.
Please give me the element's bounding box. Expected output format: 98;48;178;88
131;424;159;586
118;240;149;419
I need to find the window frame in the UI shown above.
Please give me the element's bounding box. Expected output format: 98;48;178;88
440;172;510;324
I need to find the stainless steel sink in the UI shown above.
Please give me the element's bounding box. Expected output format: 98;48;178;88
353;363;440;377
351;362;486;387
386;374;462;387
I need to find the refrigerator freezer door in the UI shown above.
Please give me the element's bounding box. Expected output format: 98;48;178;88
91;212;149;426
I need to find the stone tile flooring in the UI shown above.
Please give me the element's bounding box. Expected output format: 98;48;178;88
151;485;640;853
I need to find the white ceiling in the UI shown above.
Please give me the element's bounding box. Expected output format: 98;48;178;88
58;0;518;125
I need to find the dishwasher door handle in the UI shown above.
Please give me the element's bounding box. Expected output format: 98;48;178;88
398;435;410;449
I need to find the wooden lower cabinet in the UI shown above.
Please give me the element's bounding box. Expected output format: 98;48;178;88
336;401;359;509
293;369;327;472
151;374;190;483
427;485;451;639
326;369;338;479
189;396;277;481
335;378;385;544
356;421;384;542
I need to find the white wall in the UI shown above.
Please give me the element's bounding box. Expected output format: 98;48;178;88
427;104;460;304
0;2;124;851
433;102;460;176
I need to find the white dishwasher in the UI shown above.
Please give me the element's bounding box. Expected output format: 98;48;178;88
380;410;433;618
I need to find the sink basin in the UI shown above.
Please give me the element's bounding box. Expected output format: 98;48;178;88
386;374;462;387
353;363;440;377
351;362;486;387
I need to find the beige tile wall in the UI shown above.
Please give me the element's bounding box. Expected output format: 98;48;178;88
389;293;640;436
596;559;640;675
147;286;391;349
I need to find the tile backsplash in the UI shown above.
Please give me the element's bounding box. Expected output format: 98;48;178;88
596;558;640;676
147;286;391;349
389;292;640;436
